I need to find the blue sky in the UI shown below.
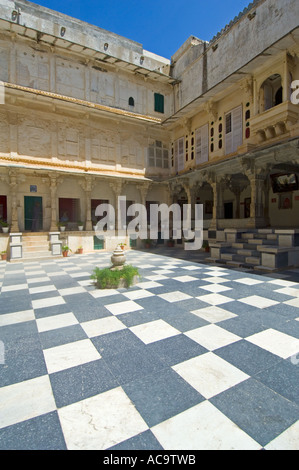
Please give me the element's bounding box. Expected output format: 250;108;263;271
32;0;252;58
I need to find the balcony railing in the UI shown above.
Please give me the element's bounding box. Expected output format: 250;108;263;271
251;101;298;145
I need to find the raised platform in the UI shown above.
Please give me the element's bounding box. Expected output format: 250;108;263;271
207;228;299;271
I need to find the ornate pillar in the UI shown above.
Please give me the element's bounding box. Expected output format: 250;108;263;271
109;180;123;234
247;173;266;227
209;174;225;230
9;170;20;232
79;176;95;231
49;174;58;231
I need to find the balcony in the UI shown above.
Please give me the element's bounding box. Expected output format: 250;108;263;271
250;101;299;145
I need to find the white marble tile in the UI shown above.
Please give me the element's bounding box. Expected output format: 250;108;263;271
130;319;180;344
203;270;229;277
43;339;101;373
123;289;155;300
151;401;260;450
0;310;35;327
27;276;51;284
36;312;79;333
246;328;299;359
58;286;87;296
196;293;232;306
32;296;65;310
201;277;229;284
158;291;192;302
284;297;299;308
89;289;120;298
104;300;143;316
1;283;28;292
200;284;232;293
29;285;57;294
238;295;279;309
0;376;56;429
172;352;249;399
81;316;126;338
267;279;299;287
172;275;198;283
265;421;299;450
191;306;237;323
275;287;299;297
144;274;168;281
181;265;202;271
135;281;162;289
233;278;264;286
58;387;148;450
185;324;241;350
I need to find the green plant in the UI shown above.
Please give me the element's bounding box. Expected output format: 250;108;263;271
0;220;8;227
57;221;66;227
62;245;71;252
1;250;7;254
91;265;140;289
77;221;84;226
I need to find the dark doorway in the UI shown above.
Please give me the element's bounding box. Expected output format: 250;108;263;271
224;202;233;219
24;196;43;231
59;198;80;224
0;195;7;221
244;198;251;218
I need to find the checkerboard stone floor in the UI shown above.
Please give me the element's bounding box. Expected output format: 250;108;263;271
0;250;299;450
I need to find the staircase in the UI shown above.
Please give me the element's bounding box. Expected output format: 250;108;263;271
208;228;299;271
22;233;53;260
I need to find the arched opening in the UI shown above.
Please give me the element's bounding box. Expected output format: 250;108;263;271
128;97;135;107
260;74;283;112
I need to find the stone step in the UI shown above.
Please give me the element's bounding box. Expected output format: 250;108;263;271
23;251;53;259
245;256;260;265
23;245;50;252
237;249;260;257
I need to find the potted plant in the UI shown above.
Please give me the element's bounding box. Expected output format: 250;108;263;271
0;220;9;233
167;238;175;247
77;245;83;254
118;242;126;250
62;245;71;257
1;250;7;260
77;221;84;231
57;221;66;232
144;239;152;249
202;240;210;252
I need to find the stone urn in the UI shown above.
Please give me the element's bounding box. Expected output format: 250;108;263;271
111;247;126;269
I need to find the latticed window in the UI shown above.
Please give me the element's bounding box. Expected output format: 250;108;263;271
225;105;242;154
174;137;185;172
195;124;209;164
148;140;169;168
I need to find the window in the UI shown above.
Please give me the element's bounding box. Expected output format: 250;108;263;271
148;140;169;169
154;93;164;113
225;106;242;154
260;74;282;111
128;97;134;107
174;137;185;172
195;124;209;164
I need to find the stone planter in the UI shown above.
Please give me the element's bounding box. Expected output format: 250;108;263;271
111;247;126;268
2;227;9;233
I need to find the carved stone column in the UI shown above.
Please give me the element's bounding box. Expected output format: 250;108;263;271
9;170;20;232
209;174;225;229
109;180;123;234
49;174;58;231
